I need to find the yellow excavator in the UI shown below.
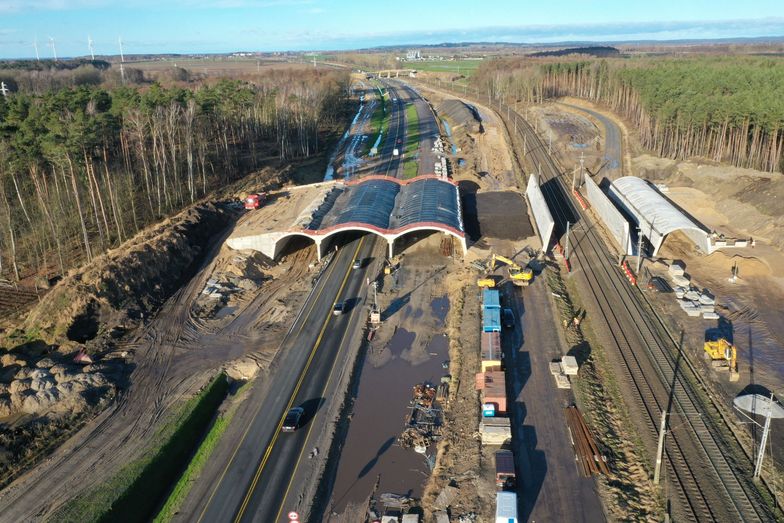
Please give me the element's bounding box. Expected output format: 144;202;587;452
490;254;534;287
477;277;496;288
703;338;739;382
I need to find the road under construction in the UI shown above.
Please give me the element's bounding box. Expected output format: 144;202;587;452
2;73;778;523
435;80;774;521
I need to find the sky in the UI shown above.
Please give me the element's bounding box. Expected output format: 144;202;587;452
0;0;783;59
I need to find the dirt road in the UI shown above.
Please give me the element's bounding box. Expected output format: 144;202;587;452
0;223;316;521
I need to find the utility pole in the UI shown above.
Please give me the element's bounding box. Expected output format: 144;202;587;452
88;35;95;61
579;151;585;188
654;411;667;484
564;221;572;260
572;166;578;191
636;228;644;273
754;393;775;478
523;133;526;157
538;162;542;181
549;131;552;155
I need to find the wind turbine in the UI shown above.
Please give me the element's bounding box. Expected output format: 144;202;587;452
118;36;125;83
88;35;95;61
48;36;57;61
33;35;40;61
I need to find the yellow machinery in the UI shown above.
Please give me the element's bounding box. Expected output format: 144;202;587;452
477;278;496;288
704;338;739;382
490;254;534;287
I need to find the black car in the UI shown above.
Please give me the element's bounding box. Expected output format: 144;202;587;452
332;301;347;316
281;407;304;432
502;308;515;329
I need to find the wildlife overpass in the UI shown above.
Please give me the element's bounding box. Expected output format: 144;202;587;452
227;175;466;260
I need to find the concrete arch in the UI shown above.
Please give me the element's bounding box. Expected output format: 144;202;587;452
273;232;318;259
315;225;390;259
390;226;467;258
608;176;712;255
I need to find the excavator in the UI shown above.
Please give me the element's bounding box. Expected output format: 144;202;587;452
703;338;739;382
490;254;534;287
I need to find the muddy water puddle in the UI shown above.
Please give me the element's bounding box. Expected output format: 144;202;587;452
329;299;450;514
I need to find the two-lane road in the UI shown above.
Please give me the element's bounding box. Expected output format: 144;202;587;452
195;237;377;522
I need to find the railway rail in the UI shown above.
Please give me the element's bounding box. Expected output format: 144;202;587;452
520;93;769;523
411;78;773;522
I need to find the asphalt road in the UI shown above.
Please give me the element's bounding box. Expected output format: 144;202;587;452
378;80;406;178
562;103;623;179
195;237;377;523
194;82;421;522
503;281;604;522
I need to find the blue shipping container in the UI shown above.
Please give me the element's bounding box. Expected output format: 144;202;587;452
483;307;502;332
483;289;501;310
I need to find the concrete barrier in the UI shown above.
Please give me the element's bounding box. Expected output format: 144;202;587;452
525;174;555;252
583;173;633;255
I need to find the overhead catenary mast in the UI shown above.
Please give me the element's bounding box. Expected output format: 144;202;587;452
88;35;95;61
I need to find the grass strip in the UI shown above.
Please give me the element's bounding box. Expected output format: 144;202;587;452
403;102;420;179
153;381;249;522
362;87;388;157
53;373;229;523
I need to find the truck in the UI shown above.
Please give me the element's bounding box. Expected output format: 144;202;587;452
243;192;267;210
495;450;516;489
496;491;518;523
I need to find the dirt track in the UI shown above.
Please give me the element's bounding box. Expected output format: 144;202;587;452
0;219;318;520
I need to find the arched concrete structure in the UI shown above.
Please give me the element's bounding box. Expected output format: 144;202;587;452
226;174;466;261
607;176;711;255
273;232;319;259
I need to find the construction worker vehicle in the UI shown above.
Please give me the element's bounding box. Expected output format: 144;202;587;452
243;192;267;210
477;278;496;288
490;254;533;287
703;338;739;382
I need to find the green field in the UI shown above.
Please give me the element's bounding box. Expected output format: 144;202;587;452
411;59;483;76
403;103;420;179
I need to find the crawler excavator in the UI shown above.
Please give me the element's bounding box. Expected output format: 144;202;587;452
703;338;739;382
490;254;534;287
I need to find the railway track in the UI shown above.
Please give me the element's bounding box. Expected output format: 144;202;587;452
518;101;769;522
410;79;771;522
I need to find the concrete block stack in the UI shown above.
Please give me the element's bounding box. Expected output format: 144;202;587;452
667;261;719;320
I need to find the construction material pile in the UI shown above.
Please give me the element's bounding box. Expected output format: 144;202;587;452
399;383;442;451
565;405;609;477
667;261;719;320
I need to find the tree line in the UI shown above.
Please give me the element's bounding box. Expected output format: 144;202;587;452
472;56;784;173
0;69;350;281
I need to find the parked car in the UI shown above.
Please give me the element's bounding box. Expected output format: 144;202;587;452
333;301;347;316
281;407;304;432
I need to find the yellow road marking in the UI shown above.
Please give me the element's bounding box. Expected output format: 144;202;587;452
232;238;364;522
195;240;358;523
272;240;376;521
